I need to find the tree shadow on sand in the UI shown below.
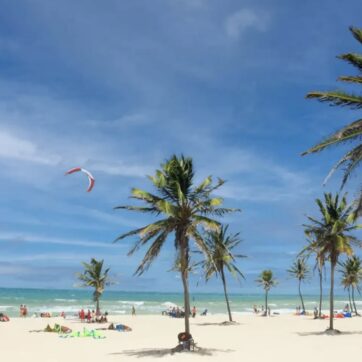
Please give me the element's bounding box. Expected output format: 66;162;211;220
195;321;240;327
297;330;362;336
109;347;234;358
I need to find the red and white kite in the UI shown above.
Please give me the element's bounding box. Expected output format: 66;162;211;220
65;167;95;192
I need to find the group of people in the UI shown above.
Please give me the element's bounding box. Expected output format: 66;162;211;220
295;306;306;315
78;309;108;323
253;305;271;316
163;306;185;318
163;305;200;318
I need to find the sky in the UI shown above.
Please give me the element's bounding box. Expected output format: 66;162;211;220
0;0;361;294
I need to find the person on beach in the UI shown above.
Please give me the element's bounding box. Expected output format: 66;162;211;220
79;309;85;322
0;313;10;322
192;306;196;318
131;305;136;316
313;307;318;319
23;305;28;317
86;309;91;323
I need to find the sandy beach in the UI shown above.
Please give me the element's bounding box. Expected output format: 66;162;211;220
1;314;362;362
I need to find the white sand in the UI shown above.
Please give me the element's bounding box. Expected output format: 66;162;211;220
1;314;362;362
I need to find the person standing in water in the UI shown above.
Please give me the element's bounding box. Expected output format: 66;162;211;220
131;305;136;316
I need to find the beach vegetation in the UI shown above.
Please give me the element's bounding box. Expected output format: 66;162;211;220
339;255;362;316
300;239;326;318
287;258;309;313
302;26;362;220
198;225;245;322
76;258;112;316
256;269;277;316
303;192;361;333
114;155;238;342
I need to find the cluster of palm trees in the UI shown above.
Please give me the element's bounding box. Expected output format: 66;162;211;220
75;26;362;342
340;256;362;316
300;26;362;334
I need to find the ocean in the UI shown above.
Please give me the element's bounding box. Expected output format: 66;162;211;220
0;288;359;317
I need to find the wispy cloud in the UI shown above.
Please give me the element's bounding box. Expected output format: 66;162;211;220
0;131;61;165
90;161;151;178
225;9;268;39
0;232;124;249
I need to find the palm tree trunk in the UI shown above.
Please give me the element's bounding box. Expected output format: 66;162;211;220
180;236;191;338
96;297;100;316
348;286;352;314
352;286;359;316
298;279;305;312
318;265;323;318
329;261;336;330
220;267;232;322
265;290;268;316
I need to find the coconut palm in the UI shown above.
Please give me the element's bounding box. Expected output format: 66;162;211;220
288;258;309;313
300;238;325;318
303;193;361;333
256;270;277;316
114;155;238;341
198;225;245;322
76;258;112;315
302;26;362;220
339;256;362;316
340;266;354;314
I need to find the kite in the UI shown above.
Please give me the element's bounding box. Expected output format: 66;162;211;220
65;167;95;192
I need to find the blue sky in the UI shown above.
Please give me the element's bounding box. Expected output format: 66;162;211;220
0;0;361;294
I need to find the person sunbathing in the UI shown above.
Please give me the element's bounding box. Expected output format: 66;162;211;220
0;313;10;322
43;324;71;333
105;323;132;332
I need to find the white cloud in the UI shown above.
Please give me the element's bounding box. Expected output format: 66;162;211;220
0;130;61;164
90;161;151;178
194;143;315;203
0;232;124;249
225;9;267;39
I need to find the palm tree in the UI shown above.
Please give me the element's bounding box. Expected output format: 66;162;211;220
114;155;238;341
340;266;353;314
300;238;325;318
256;270;277;316
339;256;362;316
302;26;362;220
303;193;361;333
76;258;112;315
198;225;245;322
288;258;309;313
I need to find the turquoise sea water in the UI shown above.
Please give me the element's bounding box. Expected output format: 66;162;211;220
0;288;360;317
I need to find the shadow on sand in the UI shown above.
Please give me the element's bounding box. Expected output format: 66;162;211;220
297;330;362;336
109;347;234;358
195;321;240;327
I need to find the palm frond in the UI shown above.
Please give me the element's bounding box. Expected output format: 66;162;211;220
302;119;362;155
133;230;170;276
349;26;362;44
338;53;362;72
339;76;362;84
